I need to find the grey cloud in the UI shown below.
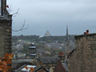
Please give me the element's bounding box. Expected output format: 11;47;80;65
7;0;96;35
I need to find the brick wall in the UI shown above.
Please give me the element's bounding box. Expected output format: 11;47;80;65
0;18;12;57
68;34;96;72
0;0;12;57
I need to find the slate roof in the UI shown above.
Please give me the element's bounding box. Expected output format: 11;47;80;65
37;57;59;64
35;66;49;72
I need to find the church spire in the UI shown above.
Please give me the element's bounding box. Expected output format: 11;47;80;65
66;25;69;41
65;25;69;60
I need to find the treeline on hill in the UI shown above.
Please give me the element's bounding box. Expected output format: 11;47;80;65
12;35;74;43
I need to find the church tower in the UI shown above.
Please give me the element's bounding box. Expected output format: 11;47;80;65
65;25;70;59
0;0;12;57
66;25;69;41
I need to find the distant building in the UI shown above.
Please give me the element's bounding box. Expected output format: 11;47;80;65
54;61;66;72
0;0;12;57
35;66;49;72
66;25;69;41
58;52;65;62
21;65;36;72
65;25;70;54
28;43;37;58
68;33;96;72
44;31;51;37
64;25;75;59
37;57;59;71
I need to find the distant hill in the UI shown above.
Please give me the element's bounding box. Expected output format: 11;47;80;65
12;35;39;42
12;35;75;43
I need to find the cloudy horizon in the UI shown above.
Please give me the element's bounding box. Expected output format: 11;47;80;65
7;0;96;36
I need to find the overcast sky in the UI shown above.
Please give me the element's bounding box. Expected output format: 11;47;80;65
7;0;96;36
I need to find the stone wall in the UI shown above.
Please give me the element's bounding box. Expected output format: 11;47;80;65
0;0;12;57
0;18;12;57
68;34;96;72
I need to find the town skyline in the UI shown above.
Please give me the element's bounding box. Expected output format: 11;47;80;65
7;0;96;36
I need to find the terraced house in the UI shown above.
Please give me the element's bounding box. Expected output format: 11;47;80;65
0;0;12;57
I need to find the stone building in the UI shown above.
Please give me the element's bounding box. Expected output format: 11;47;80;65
37;57;59;70
28;43;37;58
68;33;96;72
37;57;66;72
0;0;12;57
44;31;51;37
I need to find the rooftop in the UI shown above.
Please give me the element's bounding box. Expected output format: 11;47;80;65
29;46;36;49
37;57;59;64
75;33;96;39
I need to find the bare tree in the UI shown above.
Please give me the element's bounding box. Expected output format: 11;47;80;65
6;3;28;32
12;20;28;32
